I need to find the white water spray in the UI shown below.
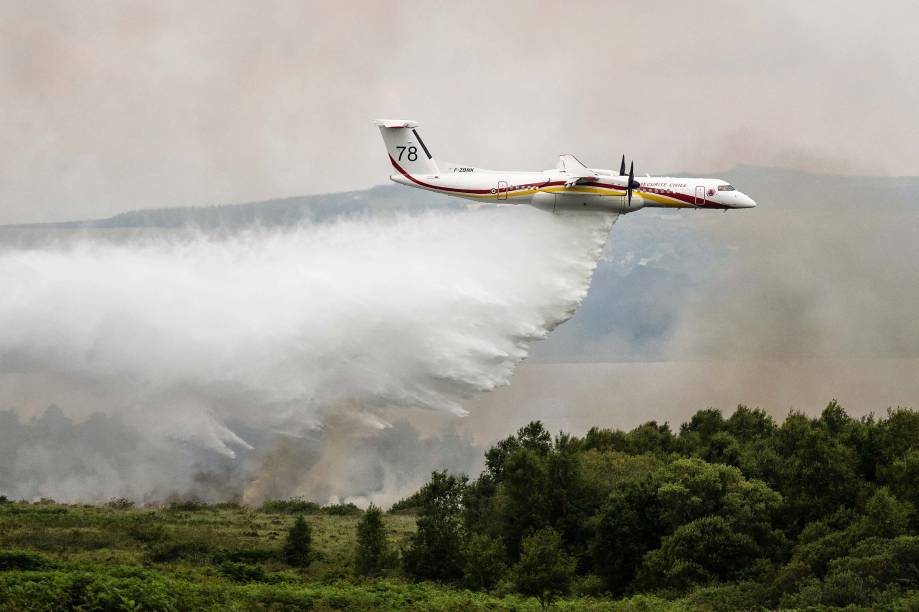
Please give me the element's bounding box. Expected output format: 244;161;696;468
0;205;613;499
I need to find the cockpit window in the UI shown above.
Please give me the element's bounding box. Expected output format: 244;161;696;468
717;184;736;191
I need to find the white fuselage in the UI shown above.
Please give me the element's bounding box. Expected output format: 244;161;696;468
375;119;756;214
390;160;756;213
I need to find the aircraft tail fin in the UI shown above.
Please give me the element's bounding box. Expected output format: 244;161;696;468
374;119;439;175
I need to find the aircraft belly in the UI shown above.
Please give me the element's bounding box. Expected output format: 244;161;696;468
554;192;632;213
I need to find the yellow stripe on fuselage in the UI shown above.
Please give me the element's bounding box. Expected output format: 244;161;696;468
420;184;695;207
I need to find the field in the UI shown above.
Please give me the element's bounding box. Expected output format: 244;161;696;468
0;501;654;611
4;405;919;610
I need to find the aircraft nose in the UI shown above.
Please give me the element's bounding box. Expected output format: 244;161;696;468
735;193;756;208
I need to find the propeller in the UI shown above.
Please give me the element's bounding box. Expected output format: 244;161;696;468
619;154;641;205
627;160;641;206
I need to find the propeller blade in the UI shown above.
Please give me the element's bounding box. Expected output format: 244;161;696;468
628;161;634;206
619;155;626;177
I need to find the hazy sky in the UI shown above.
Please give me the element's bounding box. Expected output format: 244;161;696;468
2;0;918;224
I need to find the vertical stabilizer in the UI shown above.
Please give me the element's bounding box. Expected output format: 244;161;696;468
374;119;439;175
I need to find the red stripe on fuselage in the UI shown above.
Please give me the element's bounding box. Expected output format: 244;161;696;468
390;157;728;207
389;156;566;195
390;156;493;194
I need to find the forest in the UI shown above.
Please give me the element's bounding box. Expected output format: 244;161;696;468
2;402;918;610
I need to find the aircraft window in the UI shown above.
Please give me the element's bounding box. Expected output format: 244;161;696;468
717;184;736;191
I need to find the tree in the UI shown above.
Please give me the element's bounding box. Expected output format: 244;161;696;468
512;527;576;609
283;515;312;567
747;411;862;530
639;516;760;591
500;447;550;560
355;504;391;576
462;533;507;591
726;405;776;442
862;487;913;538
626;421;676;456
592;479;661;594
485;421;552;480
403;471;468;581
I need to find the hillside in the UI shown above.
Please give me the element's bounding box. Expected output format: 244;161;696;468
2;403;918;610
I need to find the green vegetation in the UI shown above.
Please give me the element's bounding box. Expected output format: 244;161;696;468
283;515;313;568
355;504;396;576
2;402;919;610
512;528;576;609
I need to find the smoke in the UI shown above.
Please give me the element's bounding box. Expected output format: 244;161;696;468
465;171;919;440
0;206;614;502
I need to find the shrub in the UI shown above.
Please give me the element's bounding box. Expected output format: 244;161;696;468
168;499;210;512
322;502;362;516
147;540;212;564
260;498;321;515
388;491;424;514
0;550;52;571
217;560;270;583
126;522;167;544
78;575;180;611
106;497;135;510
283;515;312;567
217;548;278;564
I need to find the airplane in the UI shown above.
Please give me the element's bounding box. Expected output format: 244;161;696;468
375;119;756;214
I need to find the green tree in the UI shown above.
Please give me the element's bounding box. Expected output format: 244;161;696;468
640;516;760;591
862;487;913;538
726;405;776;442
746;409;862;530
462;533;507;591
512;527;576;609
484;421;552;480
283;515;312;567
499;446;550;560
592;479;662;593
355;504;391;576
403;471;468;581
546;436;593;556
626;421;676;456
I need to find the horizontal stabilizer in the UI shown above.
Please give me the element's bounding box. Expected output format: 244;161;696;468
374;119;419;129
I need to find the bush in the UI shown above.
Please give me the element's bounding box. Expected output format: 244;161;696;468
126;522;168;544
388;491;424;514
260;498;321;515
106;497;135;510
322;502;362;516
0;550;52;571
283;515;312;567
217;548;278;564
168;499;210;512
217;560;270;583
147;540;212;564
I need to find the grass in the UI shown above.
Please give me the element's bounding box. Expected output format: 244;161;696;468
0;501;648;610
